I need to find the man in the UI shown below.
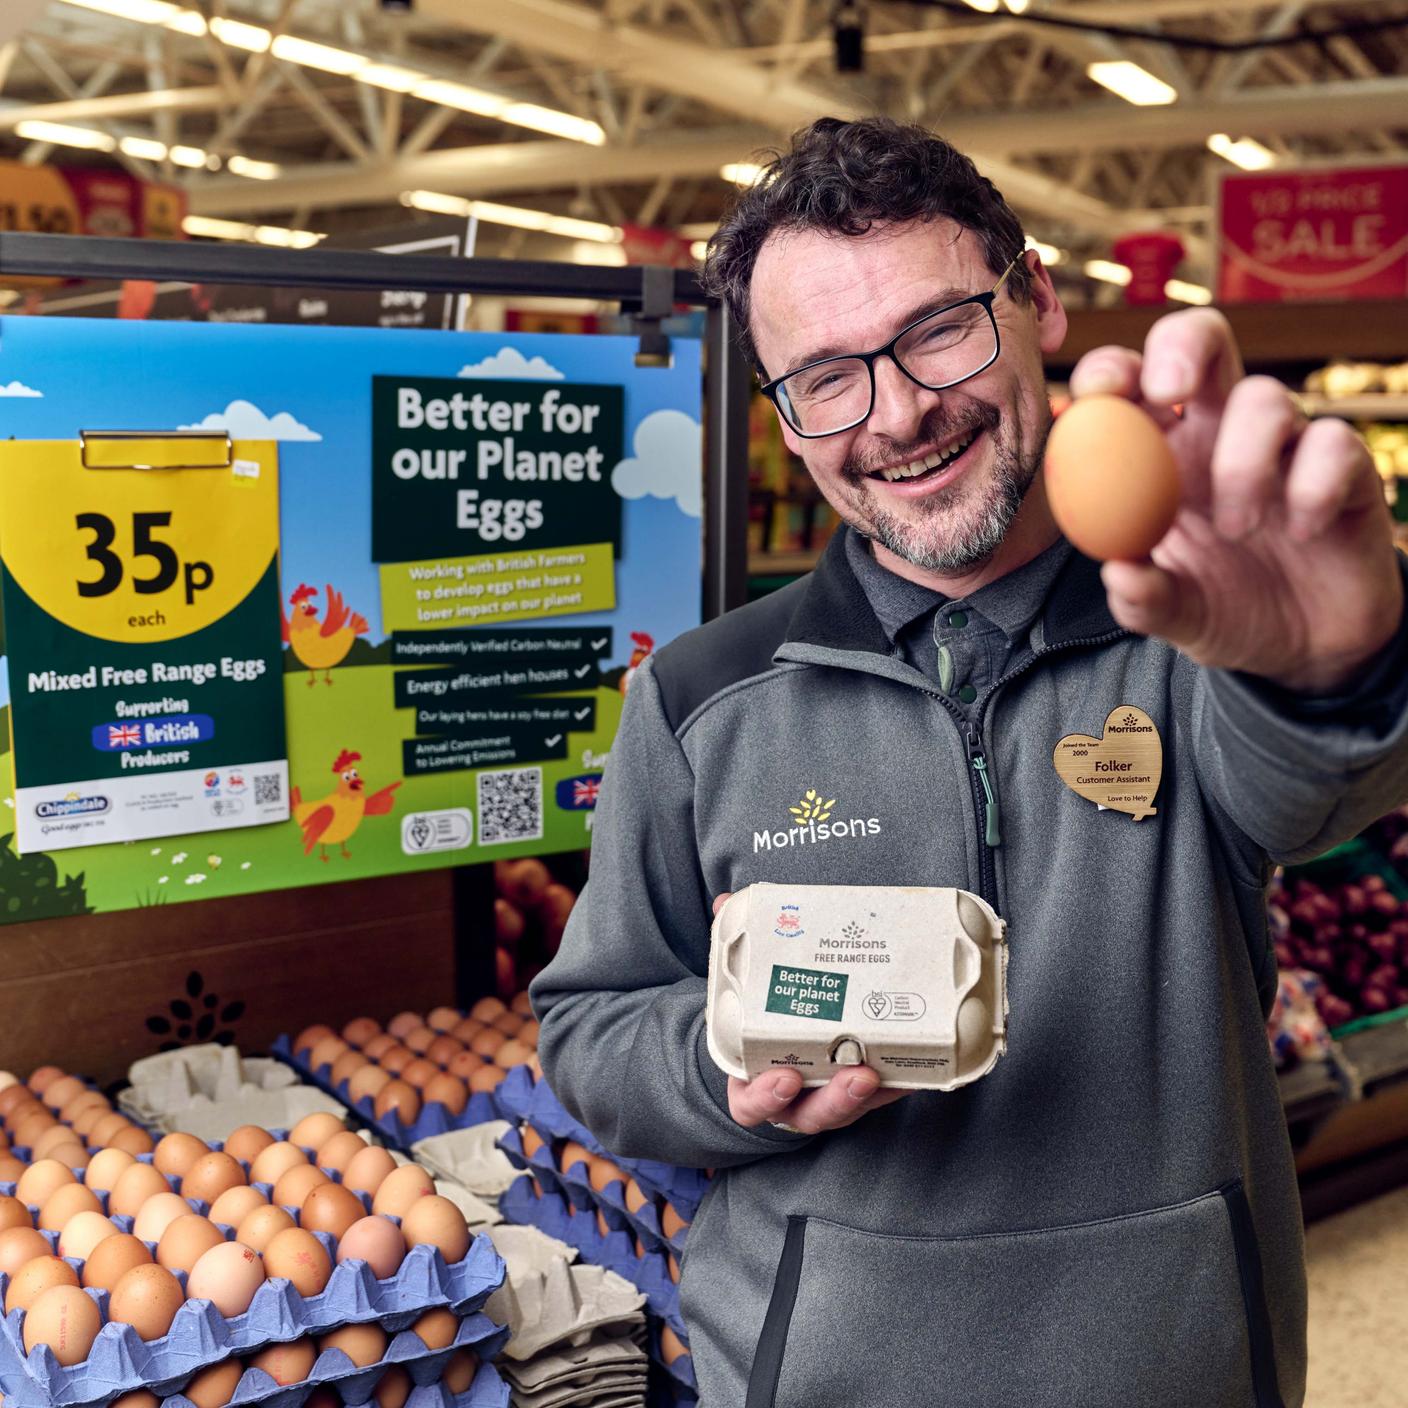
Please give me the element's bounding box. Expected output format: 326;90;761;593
531;117;1408;1407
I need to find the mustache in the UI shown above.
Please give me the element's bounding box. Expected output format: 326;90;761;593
842;402;1000;482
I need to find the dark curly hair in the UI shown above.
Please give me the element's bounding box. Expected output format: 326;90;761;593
701;116;1033;371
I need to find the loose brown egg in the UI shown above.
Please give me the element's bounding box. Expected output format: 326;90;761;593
443;1350;479;1393
300;1183;365;1242
347;1067;391;1106
186;1240;266;1317
208;1185;268;1229
399;1059;440;1091
373;1082;420;1127
81;1233;153;1291
342;1017;382;1049
89;1112;133;1147
182;1152;245;1205
234;1204;295;1254
446;1051;482;1081
248;1142;308;1188
0;1192;32;1230
108;1262;185;1340
182;1359;243;1408
330;1051;368;1088
370;1164;433;1218
27;1067;66;1097
57;1211;118;1261
411;1306;458;1350
154;1134;209;1180
156;1214;225;1274
132;1192;194;1244
37;1181;101;1233
493;1040;534;1070
17;1159;76;1209
342;1146;397;1198
222;1126;275;1166
422;1074;468;1116
6;1255;80;1314
83;1147;135;1193
262;1228;332;1297
400;1196;470;1264
109;1127;154;1158
425;1036;464;1068
0;1225;51;1278
362;1034;397;1062
510;991;534;1017
378;1046;414;1076
386;1012;421;1039
660;1325;689;1364
372;1367;412;1408
318;1322;387;1367
247;1337;316;1386
307;1036;349;1073
293;1025;334;1056
1044;394;1180;561
288;1113;347;1153
108;1162;171;1218
316;1131;369;1176
402;1027;436;1056
335;1215;405;1279
23;1283;101;1364
468;1065;506;1095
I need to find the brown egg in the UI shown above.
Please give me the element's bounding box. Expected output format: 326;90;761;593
660;1325;689;1364
60;1090;109;1124
335;1216;405;1278
234;1204;295;1254
272;1163;328;1209
0;1225;51;1278
469;995;506;1023
422;1074;468;1116
468;1065;506;1095
425;1035;464;1068
443;1349;479;1393
154;1133;209;1180
330;1051;368;1088
362;1034;398;1062
342;1017;382;1049
81;1232;152;1291
342;1146;397;1198
72;1106;110;1140
208;1185;268;1229
348;1067;391;1106
47;1143;91;1172
17;1158;77;1209
521;1128;546;1160
450;1018;484;1043
318;1322;387;1367
400;1059;439;1091
23;1283;101;1364
373;1082;420;1127
0;1084;35;1119
386;1012;421;1039
624;1179;651;1214
516;1019;540;1048
293;1024;335;1056
307;1036;349;1073
400;1196;470;1264
112;1392;160;1408
6;1255;80;1314
13;1111;59;1150
315;1131;369;1176
57;1210;118;1261
182;1359;243;1408
468;1029;506;1059
89;1112;133;1147
33;1125;85;1161
667;1251;681;1283
156;1214;225;1274
372;1367;412;1408
425;1007;461;1034
586;1157;624;1193
378;1046;414;1075
222;1126;275;1166
109;1161;171;1217
288;1113;348;1153
558;1142;592;1176
446;1050;482;1081
510;991;534;1017
594;1209;611;1239
83;1147;135;1192
490;1012;523;1038
661;1204;689;1238
132;1192;195;1244
112;1127;155;1157
0;1153;29;1183
300;1183;365;1241
247;1337;316;1386
27;1067;66;1096
186;1240;266;1317
493;1040;534;1070
248;1143;307;1187
263;1227;332;1297
182;1152;245;1205
108;1262;185;1340
370;1164;434;1218
411;1306;458;1350
0;1192;32;1231
402;1026;436;1056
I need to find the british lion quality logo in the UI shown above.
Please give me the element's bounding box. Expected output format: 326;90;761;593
753;787;882;854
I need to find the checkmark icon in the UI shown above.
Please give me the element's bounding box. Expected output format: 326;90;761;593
574;707;591;721
545;735;562;747
591;637;608;651
574;664;592;678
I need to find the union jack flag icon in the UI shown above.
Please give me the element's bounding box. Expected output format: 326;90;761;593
108;724;142;748
555;772;603;811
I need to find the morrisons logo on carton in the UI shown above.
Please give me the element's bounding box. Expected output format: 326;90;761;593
754;787;881;854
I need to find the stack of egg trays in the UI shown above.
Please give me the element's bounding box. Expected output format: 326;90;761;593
270;1040;501;1155
495;1176;696;1402
0;1176;505;1408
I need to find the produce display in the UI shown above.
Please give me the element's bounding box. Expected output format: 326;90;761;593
490;858;579;1000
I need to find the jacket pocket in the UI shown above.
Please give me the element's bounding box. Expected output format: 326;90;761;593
745;1183;1284;1408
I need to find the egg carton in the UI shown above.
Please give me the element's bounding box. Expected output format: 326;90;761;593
122;1049;301;1128
150;1089;350;1144
411;1127;520;1203
0;1307;508;1408
483;1256;644;1366
270;1041;509;1155
495;1333;647;1407
496;1180;682;1341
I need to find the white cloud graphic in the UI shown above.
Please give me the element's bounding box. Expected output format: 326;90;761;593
611;409;702;518
179;399;322;442
0;381;42;398
458;347;564;381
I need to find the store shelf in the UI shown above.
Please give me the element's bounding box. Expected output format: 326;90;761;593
1299;394;1408;422
1341;1019;1408;1093
748;550;821;577
1280;1056;1347;1133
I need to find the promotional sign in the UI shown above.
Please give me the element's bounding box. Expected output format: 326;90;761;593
0;317;702;919
1217;162;1408;303
0;159;185;239
0;434;288;852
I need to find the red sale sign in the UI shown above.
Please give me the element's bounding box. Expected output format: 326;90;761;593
1217;163;1408;303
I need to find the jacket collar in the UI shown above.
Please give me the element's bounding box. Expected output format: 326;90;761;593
782;527;1121;656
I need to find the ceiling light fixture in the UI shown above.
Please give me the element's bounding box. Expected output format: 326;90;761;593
1084;259;1132;286
401;190;622;243
1206;132;1277;170
12;120;116;151
1165;278;1213;305
720;162;766;186
206;16;270;50
225;154;281;180
182;214;323;248
59;0;205;36
1086;60;1178;106
1024;236;1065;266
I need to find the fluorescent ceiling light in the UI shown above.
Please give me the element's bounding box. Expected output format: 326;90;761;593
13;120;116;151
690;240;709;262
169;144;213;168
1004;0;1031;10
207;16;270;51
59;0;205;33
962;0;1001;11
400;189;472;218
1165;279;1212;305
407;80;503;118
721;162;766;186
570;241;627;267
182;214;322;249
1086;61;1177;106
118;134;168;160
268;35;365;74
356;64;424;93
1206;132;1277;171
401;190;621;244
1024;236;1065;266
1084;259;1132;286
498;102;605;146
226;154;281;180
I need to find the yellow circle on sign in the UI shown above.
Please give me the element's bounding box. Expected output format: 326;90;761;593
0;440;279;644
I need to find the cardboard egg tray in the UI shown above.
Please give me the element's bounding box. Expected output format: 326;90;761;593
121;1047;302;1129
0;1309;508;1408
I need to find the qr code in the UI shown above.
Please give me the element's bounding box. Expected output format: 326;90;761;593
478;767;543;845
254;774;283;806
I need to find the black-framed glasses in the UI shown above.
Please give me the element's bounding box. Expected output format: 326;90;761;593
759;252;1023;438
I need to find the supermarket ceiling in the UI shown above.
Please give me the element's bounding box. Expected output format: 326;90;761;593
2;0;1407;289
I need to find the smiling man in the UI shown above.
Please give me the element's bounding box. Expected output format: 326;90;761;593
532;117;1408;1407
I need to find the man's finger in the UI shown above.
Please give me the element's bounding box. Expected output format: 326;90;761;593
1100;558;1205;650
711;891;732;917
1066;346;1181;433
1282;416;1382;542
728;1070;804;1128
1208;376;1303;540
770;1066;886;1135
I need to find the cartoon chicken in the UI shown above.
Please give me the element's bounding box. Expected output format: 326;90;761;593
291;749;401;861
282;583;369;685
620;631;655;696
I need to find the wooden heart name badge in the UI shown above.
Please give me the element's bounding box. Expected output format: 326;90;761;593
1052;705;1162;821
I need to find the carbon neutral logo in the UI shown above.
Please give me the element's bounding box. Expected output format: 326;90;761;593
753;787;881;854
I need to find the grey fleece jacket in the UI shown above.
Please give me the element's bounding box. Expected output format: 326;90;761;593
531;531;1408;1408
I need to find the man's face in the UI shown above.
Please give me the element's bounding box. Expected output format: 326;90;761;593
750;219;1068;573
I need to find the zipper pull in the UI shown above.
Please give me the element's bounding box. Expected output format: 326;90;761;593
970;750;1001;848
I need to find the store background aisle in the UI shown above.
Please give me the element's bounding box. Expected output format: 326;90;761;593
1306;1184;1408;1406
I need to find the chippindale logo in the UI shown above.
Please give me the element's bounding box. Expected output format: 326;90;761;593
1108;712;1153;733
753;787;881;853
36;792;110;819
